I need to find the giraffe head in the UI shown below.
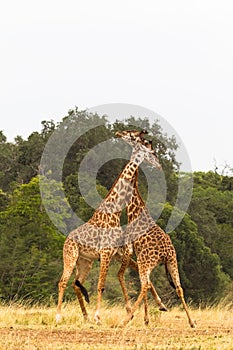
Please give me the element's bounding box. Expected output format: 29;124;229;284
115;130;147;145
115;130;161;170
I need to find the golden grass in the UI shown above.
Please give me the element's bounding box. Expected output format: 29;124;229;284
0;301;233;349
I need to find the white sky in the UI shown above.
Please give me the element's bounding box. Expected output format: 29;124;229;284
0;0;232;172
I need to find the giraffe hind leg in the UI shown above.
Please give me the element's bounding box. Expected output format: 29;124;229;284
165;263;176;289
72;257;93;320
56;262;77;322
165;260;196;328
75;280;89;303
126;257;168;312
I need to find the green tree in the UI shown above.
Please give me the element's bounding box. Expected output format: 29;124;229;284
0;189;9;211
215;224;233;279
0;131;18;191
14;132;46;184
0;177;66;302
158;204;230;303
188;172;233;280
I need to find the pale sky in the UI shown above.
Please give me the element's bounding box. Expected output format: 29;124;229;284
0;0;233;172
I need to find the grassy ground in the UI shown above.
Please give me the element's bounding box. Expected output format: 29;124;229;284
0;301;233;349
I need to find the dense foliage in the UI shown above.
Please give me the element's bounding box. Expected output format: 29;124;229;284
0;109;232;306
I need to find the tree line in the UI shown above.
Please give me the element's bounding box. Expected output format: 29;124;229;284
0;108;232;306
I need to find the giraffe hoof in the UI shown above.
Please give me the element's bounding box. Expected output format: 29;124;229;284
55;314;62;323
118;320;127;328
190;320;197;328
119;314;132;328
83;315;90;322
94;314;101;325
159;305;168;312
126;306;132;314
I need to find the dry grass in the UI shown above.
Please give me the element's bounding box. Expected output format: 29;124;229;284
0;301;233;349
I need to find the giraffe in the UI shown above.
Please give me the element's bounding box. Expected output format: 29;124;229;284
114;132;167;324
116;130;196;328
56;130;163;324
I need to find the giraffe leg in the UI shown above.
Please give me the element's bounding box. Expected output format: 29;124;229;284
117;248;133;313
143;294;149;325
56;260;77;322
56;240;79;322
117;246;149;319
149;282;168;311
118;257;150;324
94;252;113;324
121;282;150;327
72;257;93;320
166;260;196;328
176;285;196;328
121;266;151;327
126;257;168;311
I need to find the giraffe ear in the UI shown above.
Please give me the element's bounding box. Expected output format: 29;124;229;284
147;140;154;151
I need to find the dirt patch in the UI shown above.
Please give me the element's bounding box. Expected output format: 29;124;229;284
1;324;233;349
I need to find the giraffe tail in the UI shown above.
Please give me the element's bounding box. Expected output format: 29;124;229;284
165;263;176;290
75;280;90;303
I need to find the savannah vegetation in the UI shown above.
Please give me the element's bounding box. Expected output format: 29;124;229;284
0;108;233;348
0;301;233;349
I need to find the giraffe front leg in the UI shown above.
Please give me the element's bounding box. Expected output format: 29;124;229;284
120;266;152;327
117;247;133;314
143;294;149;325
94;252;112;324
120;282;149;327
149;282;168;311
127;256;167;312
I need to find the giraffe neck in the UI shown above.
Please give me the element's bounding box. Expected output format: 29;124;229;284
125;168;155;240
126;169;146;222
97;161;139;208
88;160;140;227
119;142;159;228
